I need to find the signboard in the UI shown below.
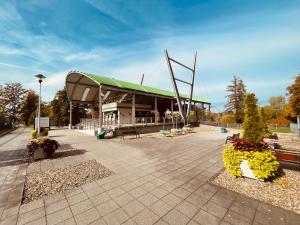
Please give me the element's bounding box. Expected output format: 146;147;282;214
34;117;50;129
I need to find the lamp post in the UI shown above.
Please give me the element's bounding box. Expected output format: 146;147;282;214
35;74;46;137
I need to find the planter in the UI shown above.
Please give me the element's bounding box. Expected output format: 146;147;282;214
240;160;261;180
34;147;46;160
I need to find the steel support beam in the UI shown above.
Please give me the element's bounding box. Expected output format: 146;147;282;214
187;52;197;124
154;97;158;124
165;50;186;124
98;85;103;132
69;101;72;129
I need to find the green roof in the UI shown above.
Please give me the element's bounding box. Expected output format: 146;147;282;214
84;72;210;104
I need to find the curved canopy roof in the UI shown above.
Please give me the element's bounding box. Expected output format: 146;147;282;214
65;71;210;104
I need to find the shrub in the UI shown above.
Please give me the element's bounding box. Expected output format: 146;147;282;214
223;144;279;180
232;138;270;152
271;118;291;126
30;130;37;139
243;93;264;144
220;114;236;124
26;137;59;159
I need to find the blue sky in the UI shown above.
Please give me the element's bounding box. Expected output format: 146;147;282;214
0;0;299;111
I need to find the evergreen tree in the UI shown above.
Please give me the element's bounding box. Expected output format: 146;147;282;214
243;93;264;144
225;76;246;123
260;107;270;137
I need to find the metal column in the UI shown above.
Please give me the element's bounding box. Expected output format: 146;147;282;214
132;94;135;125
154;97;158;124
69;101;72;129
98;85;103;132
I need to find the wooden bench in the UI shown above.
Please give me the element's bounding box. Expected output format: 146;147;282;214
225;133;240;144
120;129;140;140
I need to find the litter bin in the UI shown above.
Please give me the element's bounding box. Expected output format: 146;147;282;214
221;127;227;133
96;131;106;139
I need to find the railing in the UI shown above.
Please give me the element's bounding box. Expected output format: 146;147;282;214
78;117;176;130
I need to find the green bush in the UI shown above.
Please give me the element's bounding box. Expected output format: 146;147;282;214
30;130;37;139
223;145;279;180
220;114;236;124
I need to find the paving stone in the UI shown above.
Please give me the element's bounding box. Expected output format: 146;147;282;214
175;200;199;218
160;183;177;192
121;182;138;192
122;219;138;225
114;193;134;207
187;220;200;225
55;217;76;225
202;201;227;219
107;187;126;198
70;199;93;215
171;188;191;199
19;199;44;214
194;210;221;225
46;199;68;215
17;207;45;225
90;192;111;206
44;193;66;206
148;200;172;217
133;208;160;225
150;187;169;199
154;220;169;225
1;205;20;219
122;200;145;217
88;218;107;225
64;187;83;198
141;182;157;192
24;217;46;225
103;208;129;225
74;208;101;225
46;207;73;225
161;193;182;207
162;209;190;225
0;214;18;225
129;187;147;198
66;192;88;205
96;199;119;216
229;201;256;219
223;210;252;225
138;193;159;207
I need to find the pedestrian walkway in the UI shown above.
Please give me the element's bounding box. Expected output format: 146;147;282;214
0;128;29;225
15;129;300;225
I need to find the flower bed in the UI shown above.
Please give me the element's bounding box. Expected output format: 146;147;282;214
223;139;279;180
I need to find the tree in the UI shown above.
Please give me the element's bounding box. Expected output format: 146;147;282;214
225;76;246;123
20;90;39;126
286;74;300;122
0;83;27;124
243;93;264;144
260;107;270;137
268;96;286;118
50;88;86;126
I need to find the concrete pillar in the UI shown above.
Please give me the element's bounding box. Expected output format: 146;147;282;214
154;97;158;124
132;94;135;125
68;101;72;129
98;85;103;132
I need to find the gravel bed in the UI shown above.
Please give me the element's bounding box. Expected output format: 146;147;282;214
22;159;112;204
212;169;300;214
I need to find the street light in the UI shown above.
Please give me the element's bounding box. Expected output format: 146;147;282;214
35;74;46;137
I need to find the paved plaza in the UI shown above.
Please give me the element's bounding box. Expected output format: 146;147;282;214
0;128;299;225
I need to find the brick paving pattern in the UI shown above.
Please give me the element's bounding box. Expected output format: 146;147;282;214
0;128;299;225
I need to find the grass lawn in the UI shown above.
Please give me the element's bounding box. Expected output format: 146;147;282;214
269;127;291;133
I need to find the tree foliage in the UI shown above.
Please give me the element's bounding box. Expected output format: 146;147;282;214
260;107;270;137
286;74;300;122
0;83;27;123
50;88;86;126
225;76;246;123
243;93;264;144
20;90;38;126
